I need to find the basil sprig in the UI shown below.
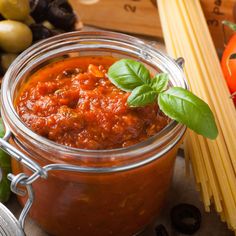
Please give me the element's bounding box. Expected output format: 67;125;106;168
108;59;218;139
107;59;151;91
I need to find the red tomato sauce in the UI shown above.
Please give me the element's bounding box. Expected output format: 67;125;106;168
15;56;169;150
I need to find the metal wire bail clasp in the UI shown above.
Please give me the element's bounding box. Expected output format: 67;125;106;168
0;121;47;231
7;173;34;229
0;130;47;177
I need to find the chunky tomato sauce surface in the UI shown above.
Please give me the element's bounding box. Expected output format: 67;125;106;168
15;56;169;150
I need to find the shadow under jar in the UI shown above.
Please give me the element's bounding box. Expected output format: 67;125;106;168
1;31;187;236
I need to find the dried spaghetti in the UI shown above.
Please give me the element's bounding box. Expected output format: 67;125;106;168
157;0;236;232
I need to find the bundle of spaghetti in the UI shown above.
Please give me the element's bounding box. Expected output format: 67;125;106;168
157;0;236;232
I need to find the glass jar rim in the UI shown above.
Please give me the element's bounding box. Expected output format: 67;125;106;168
1;30;187;159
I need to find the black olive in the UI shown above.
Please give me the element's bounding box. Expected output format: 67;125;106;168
47;0;76;31
30;0;50;23
0;14;4;21
170;203;201;235
0;52;4;76
0;63;4;77
155;224;169;236
30;24;53;42
51;28;66;36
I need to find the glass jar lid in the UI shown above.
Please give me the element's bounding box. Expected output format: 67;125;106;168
0;203;24;236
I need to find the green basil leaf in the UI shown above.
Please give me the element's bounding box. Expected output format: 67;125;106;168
150;73;169;93
107;59;151;92
158;87;218;139
127;85;157;107
0;118;11;203
222;20;236;31
0;119;4;137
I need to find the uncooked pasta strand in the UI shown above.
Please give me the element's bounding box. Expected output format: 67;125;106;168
157;0;236;232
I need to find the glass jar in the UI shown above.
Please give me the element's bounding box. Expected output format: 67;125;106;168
1;31;187;236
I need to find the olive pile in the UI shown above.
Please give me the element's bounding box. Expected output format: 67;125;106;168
0;0;77;76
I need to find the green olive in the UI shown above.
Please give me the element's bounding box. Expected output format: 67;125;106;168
0;0;30;21
0;20;32;53
23;15;35;26
0;53;18;72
